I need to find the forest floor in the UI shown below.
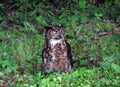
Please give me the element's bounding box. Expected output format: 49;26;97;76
0;1;120;87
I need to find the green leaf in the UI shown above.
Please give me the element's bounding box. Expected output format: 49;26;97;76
79;0;86;10
95;13;103;19
3;52;8;57
0;16;2;21
36;16;48;26
1;60;9;68
81;15;88;23
111;63;120;73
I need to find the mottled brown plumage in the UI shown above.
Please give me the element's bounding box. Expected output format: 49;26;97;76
42;25;73;74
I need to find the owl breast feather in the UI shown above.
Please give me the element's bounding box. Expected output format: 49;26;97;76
49;39;61;48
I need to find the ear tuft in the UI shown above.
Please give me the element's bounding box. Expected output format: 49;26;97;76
44;26;52;30
59;24;63;27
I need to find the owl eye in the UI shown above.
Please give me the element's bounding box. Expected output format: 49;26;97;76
52;30;57;34
49;30;57;37
50;30;57;35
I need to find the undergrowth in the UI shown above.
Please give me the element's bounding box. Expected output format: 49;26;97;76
0;0;120;87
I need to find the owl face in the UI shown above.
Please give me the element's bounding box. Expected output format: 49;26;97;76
45;25;64;40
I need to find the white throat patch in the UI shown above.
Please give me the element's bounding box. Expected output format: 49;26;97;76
50;39;61;48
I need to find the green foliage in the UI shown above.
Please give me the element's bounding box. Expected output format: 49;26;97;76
0;0;120;86
79;0;86;10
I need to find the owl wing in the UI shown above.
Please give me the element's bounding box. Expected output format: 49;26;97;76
66;42;73;67
42;46;47;63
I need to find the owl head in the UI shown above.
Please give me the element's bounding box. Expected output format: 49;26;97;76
45;25;64;40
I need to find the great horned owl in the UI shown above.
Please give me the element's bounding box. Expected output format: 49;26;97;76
42;25;73;74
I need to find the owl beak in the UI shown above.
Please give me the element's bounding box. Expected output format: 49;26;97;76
58;34;64;38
